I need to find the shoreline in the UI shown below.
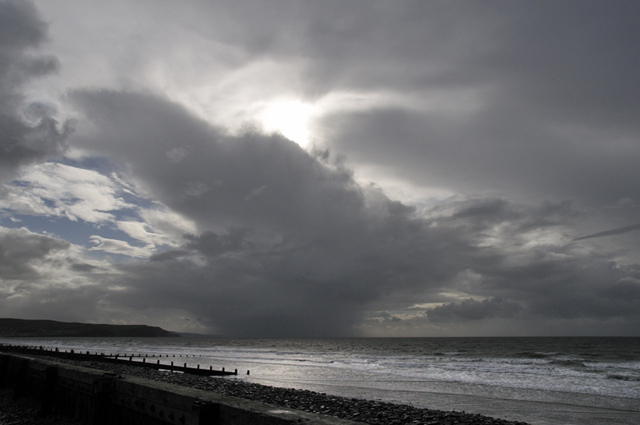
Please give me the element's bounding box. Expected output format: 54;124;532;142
39;356;530;425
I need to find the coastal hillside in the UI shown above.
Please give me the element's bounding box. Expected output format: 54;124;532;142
0;318;179;338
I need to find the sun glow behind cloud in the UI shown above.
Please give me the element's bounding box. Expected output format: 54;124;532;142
259;100;314;147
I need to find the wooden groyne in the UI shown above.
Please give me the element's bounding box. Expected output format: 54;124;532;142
0;343;244;377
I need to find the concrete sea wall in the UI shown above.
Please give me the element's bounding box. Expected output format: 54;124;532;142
0;353;362;425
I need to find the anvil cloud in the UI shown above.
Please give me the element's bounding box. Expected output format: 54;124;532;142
0;0;639;336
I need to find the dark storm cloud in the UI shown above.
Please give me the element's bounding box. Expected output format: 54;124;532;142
63;83;640;335
130;193;639;335
67;91;474;335
71;90;369;238
0;0;71;181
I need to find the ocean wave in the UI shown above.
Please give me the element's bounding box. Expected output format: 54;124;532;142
513;351;552;359
549;359;587;368
607;374;640;382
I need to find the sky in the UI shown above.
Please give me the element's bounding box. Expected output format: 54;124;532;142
1;0;639;337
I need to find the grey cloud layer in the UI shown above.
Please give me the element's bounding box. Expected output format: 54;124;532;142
65;91;640;336
316;0;640;209
0;0;71;181
1;0;639;335
71;91;458;335
73;91;363;236
0;227;106;322
171;0;640;216
574;223;640;241
0;227;69;280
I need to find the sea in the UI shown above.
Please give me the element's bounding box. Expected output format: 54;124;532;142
1;337;638;425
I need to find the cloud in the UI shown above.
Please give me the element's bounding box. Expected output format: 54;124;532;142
602;277;640;301
115;218;187;248
70;90;369;237
0;159;193;258
1;1;639;336
60;88;640;336
0;226;130;324
137;207;197;243
427;297;524;323
309;2;640;213
183;228;249;257
62;90;455;335
0;226;69;280
1;162;133;223
89;235;153;258
0;0;72;182
573;223;640;241
165;146;191;164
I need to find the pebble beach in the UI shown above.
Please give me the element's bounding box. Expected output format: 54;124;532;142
11;357;531;425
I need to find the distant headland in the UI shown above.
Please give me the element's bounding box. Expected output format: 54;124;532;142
0;318;180;338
